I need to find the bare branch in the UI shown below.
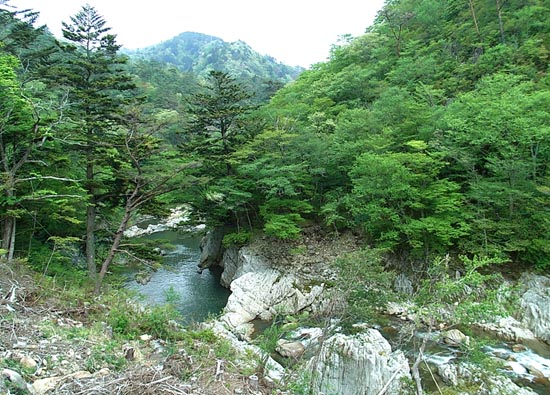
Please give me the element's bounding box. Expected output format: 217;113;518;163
15;176;81;184
23;194;83;200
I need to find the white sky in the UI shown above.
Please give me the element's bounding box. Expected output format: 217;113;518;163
9;0;386;67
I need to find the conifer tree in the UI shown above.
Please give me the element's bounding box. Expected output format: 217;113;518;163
55;4;138;279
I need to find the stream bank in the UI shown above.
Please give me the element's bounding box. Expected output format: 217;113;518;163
199;225;550;395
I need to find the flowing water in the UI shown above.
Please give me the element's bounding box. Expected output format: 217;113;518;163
379;324;550;395
125;229;231;324
123;226;550;392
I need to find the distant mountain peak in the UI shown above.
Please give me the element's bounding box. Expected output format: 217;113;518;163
126;31;303;83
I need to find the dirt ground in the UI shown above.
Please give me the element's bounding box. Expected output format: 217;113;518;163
0;262;272;395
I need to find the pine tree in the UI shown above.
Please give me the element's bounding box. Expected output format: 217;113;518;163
55;4;138;279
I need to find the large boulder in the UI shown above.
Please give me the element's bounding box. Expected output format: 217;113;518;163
442;329;470;347
222;269;324;330
220;246;267;288
519;273;550;344
308;330;410;395
219;247;325;331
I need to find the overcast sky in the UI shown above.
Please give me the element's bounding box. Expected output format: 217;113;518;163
10;0;386;67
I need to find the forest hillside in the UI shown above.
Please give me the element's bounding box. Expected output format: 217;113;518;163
1;0;550;393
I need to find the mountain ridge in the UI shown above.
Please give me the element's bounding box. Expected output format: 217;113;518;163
125;31;304;83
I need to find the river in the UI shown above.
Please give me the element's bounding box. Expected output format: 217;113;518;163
125;229;231;324
379;324;550;395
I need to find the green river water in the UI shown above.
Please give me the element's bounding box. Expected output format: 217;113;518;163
125;229;231;324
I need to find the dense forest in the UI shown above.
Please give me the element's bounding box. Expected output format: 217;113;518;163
125;31;303;92
1;0;549;295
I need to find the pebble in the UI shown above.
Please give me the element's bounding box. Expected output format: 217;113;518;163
14;341;28;349
512;344;527;352
20;355;38;370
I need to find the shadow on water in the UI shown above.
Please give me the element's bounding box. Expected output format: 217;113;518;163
125;229;231;325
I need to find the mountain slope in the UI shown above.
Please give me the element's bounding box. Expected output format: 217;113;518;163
126;31;303;84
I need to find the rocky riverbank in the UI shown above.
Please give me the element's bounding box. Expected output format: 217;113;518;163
3;221;549;395
199;226;550;395
0;263;271;394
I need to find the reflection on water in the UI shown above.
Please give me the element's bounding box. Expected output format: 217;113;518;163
125;229;231;324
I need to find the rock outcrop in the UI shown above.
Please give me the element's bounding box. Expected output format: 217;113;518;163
519;273;550;344
308;330;410;395
435;362;538;395
124;207;192;237
476;316;537;343
219;247;325;334
198;227;226;269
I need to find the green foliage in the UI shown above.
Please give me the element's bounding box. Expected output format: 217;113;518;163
222;231;252;247
3;0;550;284
262;213;303;240
163;286;181;304
284;370;313;395
254;321;285;354
85;340;127;372
105;299;185;341
28;241;88;285
334;248;397;324
415;254;509;325
440;73;550;264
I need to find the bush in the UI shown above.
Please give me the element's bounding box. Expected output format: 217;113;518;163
105;299;185;341
334;248;397;324
223;231;252;247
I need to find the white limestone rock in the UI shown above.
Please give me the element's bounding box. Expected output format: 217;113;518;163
476;316;537;343
220;247;324;330
308;329;411;395
519;273;550;344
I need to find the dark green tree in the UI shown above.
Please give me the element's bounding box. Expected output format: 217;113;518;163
182;70;254;227
185;70;254;175
0;17;81;260
55;4;138;279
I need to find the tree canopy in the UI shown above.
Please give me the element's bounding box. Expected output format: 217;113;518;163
1;0;549;286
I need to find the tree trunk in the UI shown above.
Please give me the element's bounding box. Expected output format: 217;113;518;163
86;158;97;280
8;218;15;261
496;0;505;44
86;202;96;279
95;204;132;294
1;184;16;260
1;216;14;258
468;0;483;45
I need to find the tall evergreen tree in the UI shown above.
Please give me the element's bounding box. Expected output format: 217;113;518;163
55;4;138;279
182;71;254;227
185;70;254;175
0;8;78;260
